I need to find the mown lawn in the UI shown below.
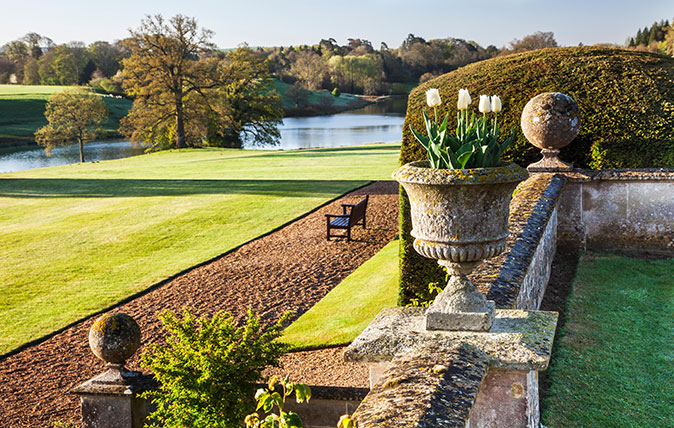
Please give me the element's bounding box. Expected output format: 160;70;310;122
0;85;131;142
0;143;400;355
542;253;674;427
282;238;399;350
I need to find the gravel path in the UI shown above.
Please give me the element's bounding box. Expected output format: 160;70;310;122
0;181;398;427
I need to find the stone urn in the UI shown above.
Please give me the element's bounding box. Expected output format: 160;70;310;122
394;161;528;331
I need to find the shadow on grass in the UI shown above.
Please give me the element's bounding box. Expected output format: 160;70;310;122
0;178;368;198
206;144;400;163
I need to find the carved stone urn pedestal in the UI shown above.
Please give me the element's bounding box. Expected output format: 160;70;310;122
394;161;528;331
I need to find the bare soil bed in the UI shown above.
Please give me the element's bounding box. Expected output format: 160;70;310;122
0;181;397;427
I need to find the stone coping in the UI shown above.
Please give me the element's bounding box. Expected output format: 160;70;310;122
469;173;564;308
486;174;565;307
563;168;674;181
352;343;488;428
72;373;158;396
345;308;558;372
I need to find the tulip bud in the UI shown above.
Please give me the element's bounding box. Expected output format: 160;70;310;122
491;95;502;113
425;88;441;108
457;89;472;110
478;95;491;113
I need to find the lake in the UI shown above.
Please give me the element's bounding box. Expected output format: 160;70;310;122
0;97;406;173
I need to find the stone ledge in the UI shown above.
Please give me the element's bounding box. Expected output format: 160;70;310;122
72;373;158;396
344;308;557;372
469;174;564;309
486;175;565;307
352;343;488;428
563;168;674;182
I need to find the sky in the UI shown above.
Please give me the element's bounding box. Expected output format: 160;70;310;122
1;0;673;49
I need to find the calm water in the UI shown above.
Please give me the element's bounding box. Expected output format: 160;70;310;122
0;141;146;174
246;97;407;150
0;97;406;173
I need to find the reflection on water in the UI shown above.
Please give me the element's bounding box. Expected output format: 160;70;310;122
245;97;406;150
0;141;146;174
0;96;407;173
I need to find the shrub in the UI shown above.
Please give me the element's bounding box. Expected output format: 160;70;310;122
398;47;674;304
331;87;341;97
141;308;291;428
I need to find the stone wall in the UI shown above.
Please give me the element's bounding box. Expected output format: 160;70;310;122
558;169;674;254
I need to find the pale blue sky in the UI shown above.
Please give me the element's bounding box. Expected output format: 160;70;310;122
1;0;673;49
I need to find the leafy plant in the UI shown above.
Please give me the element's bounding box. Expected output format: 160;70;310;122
140;307;291;428
410;88;513;169
244;375;311;428
407;265;448;307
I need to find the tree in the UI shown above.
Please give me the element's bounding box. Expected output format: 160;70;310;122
34;89;108;162
3;41;29;64
23;58;40;84
507;31;558;53
87;41;126;77
203;47;283;148
121;15;215;149
290;50;328;90
22;32;53;59
121;15;282;149
38;45;81;85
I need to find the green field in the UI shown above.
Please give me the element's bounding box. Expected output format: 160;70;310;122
282;239;399;350
542;253;674;427
0;143;400;355
0;85;131;142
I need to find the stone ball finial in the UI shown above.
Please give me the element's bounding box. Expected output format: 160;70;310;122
521;92;580;172
89;313;141;365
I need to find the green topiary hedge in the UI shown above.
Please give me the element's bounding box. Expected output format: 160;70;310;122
398;47;674;304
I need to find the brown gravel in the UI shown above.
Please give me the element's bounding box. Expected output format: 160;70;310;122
0;181;398;427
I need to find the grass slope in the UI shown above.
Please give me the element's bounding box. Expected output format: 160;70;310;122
542;253;674;427
281;239;399;350
0;85;131;143
0;143;400;355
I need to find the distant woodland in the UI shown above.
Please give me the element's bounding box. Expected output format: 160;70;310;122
0;31;561;96
1;20;673;98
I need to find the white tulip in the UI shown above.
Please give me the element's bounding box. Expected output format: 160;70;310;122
457;89;472;110
491;95;502;113
479;95;491;113
425;88;442;108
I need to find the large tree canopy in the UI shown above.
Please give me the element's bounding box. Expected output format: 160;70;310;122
120;14;282;150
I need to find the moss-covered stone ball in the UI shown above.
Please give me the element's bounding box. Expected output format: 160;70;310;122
88;313;141;364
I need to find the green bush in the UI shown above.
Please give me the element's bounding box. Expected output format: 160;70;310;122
398;47;674;304
141;308;290;428
331;87;341;97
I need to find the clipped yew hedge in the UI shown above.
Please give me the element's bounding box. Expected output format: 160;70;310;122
398;47;674;304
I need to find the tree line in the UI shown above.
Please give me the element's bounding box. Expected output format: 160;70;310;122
626;19;674;55
1;29;561;96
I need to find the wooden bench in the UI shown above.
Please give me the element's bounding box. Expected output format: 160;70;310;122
326;195;369;241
